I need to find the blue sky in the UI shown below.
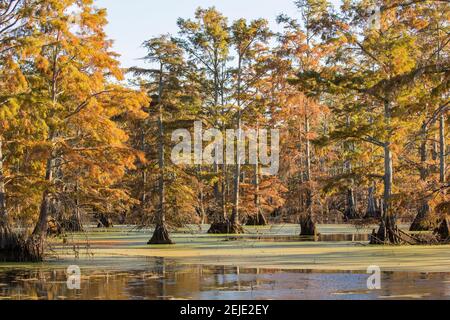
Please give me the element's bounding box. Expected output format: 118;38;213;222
96;0;300;68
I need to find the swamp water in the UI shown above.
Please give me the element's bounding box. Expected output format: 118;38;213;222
0;224;449;300
1;258;450;300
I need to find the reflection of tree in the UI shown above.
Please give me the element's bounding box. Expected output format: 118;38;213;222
1;265;450;299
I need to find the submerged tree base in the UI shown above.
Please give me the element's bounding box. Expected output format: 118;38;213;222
370;218;434;245
344;208;360;221
434;218;450;242
0;226;44;262
148;224;174;245
299;216;318;237
410;218;437;232
410;203;437;232
370;219;401;245
23;235;45;262
47;217;84;236
245;212;267;226
97;214;113;229
364;209;382;220
0;226;19;261
47;218;61;236
60;217;84;233
208;220;244;234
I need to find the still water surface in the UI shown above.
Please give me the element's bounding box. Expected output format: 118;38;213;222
0;257;449;300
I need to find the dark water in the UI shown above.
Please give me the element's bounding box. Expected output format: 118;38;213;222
0;257;449;300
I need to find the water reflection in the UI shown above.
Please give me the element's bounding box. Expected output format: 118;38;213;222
0;258;449;300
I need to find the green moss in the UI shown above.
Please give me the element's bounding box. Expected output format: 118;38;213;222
33;224;450;273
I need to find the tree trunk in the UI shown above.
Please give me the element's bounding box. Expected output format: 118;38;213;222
440;113;446;184
230;56;243;233
299;214;318;237
246;212;267;226
432;133;438;161
194;165;206;224
221;144;227;220
140;124;148;215
33;157;53;238
209;60;227;231
0;139;6;222
247;157;267;226
208;116;243;235
365;185;381;219
410;202;436;231
60;182;84;232
435;217;450;242
344;188;359;221
26;155;55;261
97;213;113;228
149;66;173;245
207;161;230;233
0;138;22;261
141;169;147;213
305;114;311;184
198;187;206;225
207;163;231;233
344;116;358;221
411;123;435;231
372;101;399;244
148;224;173;245
59;211;84;233
383;101;394;214
370;214;401;245
18;44;64;261
213;162;220;201
208;220;243;234
300;110;317;235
